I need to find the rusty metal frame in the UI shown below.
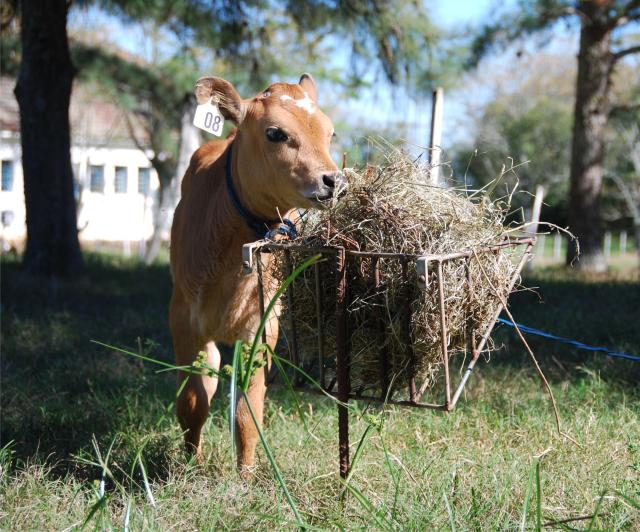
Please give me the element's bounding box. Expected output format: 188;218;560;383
242;236;535;477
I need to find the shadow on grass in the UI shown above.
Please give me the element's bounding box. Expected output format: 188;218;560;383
490;266;640;390
2;255;639;480
1;253;179;479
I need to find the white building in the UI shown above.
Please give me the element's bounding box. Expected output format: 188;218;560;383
0;77;164;251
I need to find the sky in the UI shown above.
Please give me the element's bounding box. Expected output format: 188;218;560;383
68;0;575;156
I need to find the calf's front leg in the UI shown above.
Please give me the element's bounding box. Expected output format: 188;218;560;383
234;308;278;476
235;359;269;477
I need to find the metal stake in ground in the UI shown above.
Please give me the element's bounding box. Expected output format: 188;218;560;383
335;247;350;478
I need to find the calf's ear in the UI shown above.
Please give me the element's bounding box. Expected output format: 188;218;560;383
299;73;317;101
195;77;245;125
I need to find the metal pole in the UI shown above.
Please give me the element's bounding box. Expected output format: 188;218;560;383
314;261;326;389
256;252;267;345
402;260;418;402
335;248;350;478
372;257;390;399
449;242;534;408
428;88;444;186
284;250;301;383
436;260;451;409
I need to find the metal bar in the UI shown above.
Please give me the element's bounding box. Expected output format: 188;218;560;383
335;247;350;478
465;256;477;361
372;257;390;400
314;261;326;389
402;260;418;402
284;250;301;384
436;260;451;409
270;383;446;410
449;242;534;408
414;237;536;266
245;237;536;266
348;394;444;410
255;251;267;345
250;242;340;255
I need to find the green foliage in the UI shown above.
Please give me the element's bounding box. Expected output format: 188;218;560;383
452;54;574;224
456;96;573;222
287;0;460;92
468;0;640;68
467;0;574;67
90;0;456;94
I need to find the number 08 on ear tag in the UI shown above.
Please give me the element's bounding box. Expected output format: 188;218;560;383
193;99;224;136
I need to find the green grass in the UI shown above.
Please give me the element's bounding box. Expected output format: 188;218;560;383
1;254;639;530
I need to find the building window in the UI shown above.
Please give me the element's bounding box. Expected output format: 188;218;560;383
114;166;128;193
138;167;150;195
90;165;104;193
72;163;81;201
1;161;14;191
1;210;14;227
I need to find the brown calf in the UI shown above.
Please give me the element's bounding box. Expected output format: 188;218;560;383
169;74;345;474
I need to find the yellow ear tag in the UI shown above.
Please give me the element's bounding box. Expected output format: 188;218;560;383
193;98;224;136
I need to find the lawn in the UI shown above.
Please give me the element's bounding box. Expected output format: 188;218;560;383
1;253;639;530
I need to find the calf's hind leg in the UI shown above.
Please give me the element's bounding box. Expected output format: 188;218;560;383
174;338;221;459
170;293;221;459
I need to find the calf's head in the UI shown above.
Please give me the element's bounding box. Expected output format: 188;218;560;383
195;74;346;212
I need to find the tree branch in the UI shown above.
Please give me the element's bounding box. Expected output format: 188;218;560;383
612;44;640;62
609;0;640;28
123;112;149;155
610;101;640;117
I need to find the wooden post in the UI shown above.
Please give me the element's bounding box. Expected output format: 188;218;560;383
604;231;612;258
536;234;546;263
553;233;562;261
428;88;444;186
620;230;627;254
526;185;545;270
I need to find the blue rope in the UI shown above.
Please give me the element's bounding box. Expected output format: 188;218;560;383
225;143;296;240
497;317;640;363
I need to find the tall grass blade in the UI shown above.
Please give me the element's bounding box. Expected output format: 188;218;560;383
344;424;373;485
535;461;542;532
137;454;156;508
242;254;321;390
443;492;456;531
123;498;132;532
230;340;242;455
520;459;536;532
341;480;395;531
91;341;179;370
615;490;640;510
381;433;402;519
586;491;606;532
81;493;109;530
269;345;313;436
270;352;350;408
242;391;306;528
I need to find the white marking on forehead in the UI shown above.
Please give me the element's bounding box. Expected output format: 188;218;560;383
280;92;316;114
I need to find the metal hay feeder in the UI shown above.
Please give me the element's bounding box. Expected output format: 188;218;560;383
242;236;535;478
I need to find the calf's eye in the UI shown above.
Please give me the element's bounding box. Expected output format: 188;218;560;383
266;127;288;143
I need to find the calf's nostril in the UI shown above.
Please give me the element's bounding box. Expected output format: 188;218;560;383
322;173;336;188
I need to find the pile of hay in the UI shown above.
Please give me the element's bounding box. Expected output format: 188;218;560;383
273;147;523;399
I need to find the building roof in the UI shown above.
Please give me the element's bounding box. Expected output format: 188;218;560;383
0;77;149;148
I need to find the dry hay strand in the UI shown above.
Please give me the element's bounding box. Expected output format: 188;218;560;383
273;146;523;399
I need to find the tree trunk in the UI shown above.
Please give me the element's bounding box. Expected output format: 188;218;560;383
144;172;172;264
143;95;200;264
565;3;613;271
14;0;84;276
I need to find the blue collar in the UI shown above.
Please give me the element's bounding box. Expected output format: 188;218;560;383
225;143;297;240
